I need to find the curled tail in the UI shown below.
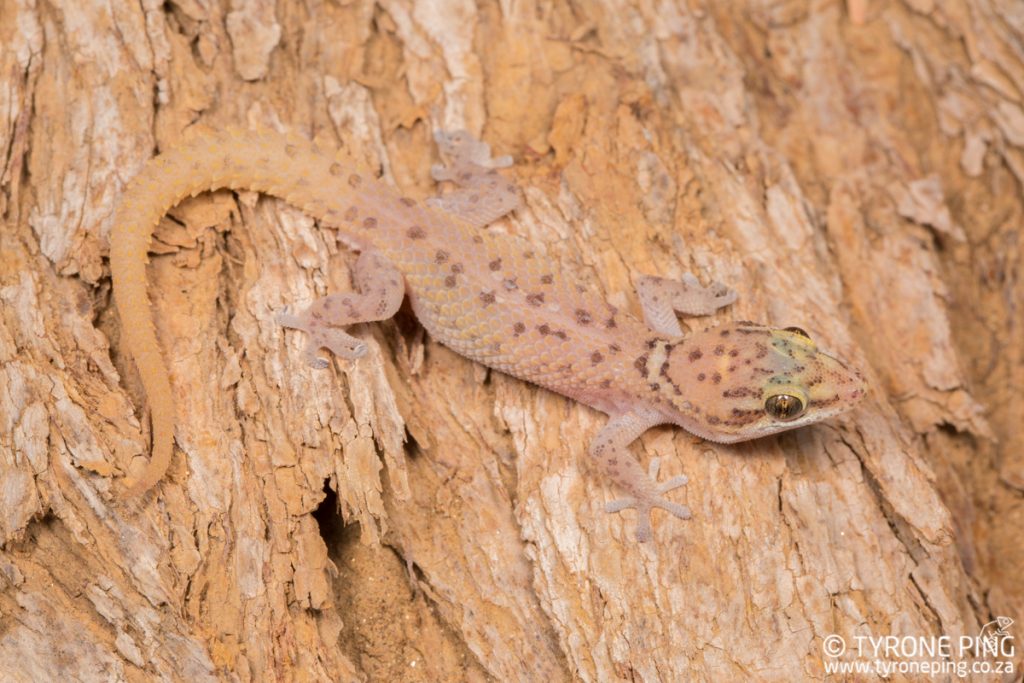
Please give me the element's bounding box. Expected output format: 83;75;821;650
110;127;366;496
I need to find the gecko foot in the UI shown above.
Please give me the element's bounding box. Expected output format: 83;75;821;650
635;273;738;337
430;129;512;182
276;308;368;368
426;130;519;228
604;458;691;543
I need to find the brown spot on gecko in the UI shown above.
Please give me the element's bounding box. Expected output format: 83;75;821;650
344;207;358;221
513;322;526;336
472;235;484;244
540;274;553;284
348;174;362;188
554;330;569;341
435;250;449;264
503;278;518;291
444;275;457;288
688;349;703;362
720;330;731;337
808;394;842;409
575;309;593;326
329;162;344;176
729;349;740;357
609;343;621;354
451;263;464;274
712;372;722;384
488;258;502;271
707;415;721;425
526;293;545;307
591;351;604;365
479;291;496;306
537;324;551;336
731;408;761;417
400;197;416;207
523;251;535;259
634;354;649;375
697;373;706;381
362;217;377;229
407;226;426;239
600;379;612;389
714;344;725;356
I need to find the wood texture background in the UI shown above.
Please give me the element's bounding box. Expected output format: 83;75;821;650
1;0;1021;680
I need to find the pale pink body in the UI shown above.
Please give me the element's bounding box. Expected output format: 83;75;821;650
110;128;865;542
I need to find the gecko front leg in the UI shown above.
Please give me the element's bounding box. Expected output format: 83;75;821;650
590;408;691;543
276;249;404;367
635;273;737;337
426;129;520;227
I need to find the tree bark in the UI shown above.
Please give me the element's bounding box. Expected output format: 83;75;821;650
1;0;1021;680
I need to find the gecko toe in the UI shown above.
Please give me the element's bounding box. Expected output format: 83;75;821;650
657;474;689;493
605;496;637;514
276;310;306;330
654;500;692;520
305;354;330;370
633;515;654;543
320;330;367;359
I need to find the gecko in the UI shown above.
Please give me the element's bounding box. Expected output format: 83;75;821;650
109;126;866;542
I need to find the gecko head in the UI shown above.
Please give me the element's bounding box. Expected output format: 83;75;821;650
649;323;866;443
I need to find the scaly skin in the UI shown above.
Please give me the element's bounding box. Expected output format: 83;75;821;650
109;127;865;541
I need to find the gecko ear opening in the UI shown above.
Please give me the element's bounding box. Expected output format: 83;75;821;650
765;394;805;421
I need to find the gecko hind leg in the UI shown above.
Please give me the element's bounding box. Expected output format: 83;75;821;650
590;409;692;543
425;130;520;227
635;273;737;337
276;249;405;368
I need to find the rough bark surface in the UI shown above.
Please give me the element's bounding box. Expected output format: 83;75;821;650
1;1;1021;681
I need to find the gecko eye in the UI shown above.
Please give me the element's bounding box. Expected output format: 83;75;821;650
765;394;805;421
784;326;811;339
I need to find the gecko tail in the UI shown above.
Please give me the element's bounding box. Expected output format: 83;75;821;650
109;127;357;499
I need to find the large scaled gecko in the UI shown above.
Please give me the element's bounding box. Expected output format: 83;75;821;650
110;127;866;542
